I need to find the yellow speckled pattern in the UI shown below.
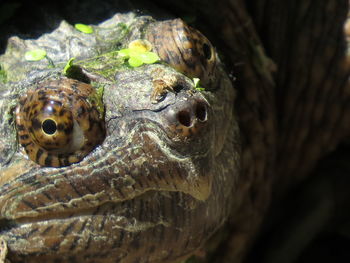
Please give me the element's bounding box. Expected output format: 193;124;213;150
146;19;218;88
15;78;105;167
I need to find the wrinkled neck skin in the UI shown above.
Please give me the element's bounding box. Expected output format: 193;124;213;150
0;14;239;263
176;0;350;262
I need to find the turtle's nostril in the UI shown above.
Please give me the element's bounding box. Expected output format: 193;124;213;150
177;110;192;127
175;100;208;127
195;102;207;122
165;98;210;139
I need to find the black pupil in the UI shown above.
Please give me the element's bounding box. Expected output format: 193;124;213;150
42;119;57;135
202;43;211;60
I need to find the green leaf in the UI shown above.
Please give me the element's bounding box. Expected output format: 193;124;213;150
74;23;93;34
195;87;205;91
24;49;47;61
89;83;105;119
138;51;160;64
193;78;200;87
118;43;159;67
128;56;143;67
193;78;205;91
63;57;76;75
118;49;130;58
129;49;142;58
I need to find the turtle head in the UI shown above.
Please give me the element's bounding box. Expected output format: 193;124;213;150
0;15;239;263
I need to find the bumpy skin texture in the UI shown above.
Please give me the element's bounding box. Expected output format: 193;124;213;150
0;14;239;263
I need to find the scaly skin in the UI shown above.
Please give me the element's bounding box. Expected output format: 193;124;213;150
0;14;239;263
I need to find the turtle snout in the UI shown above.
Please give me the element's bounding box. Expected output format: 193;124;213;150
164;97;210;138
176;100;207;126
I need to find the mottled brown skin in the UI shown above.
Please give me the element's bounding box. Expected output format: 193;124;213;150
0;15;238;263
15;78;105;167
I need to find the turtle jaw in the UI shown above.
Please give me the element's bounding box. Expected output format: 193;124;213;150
0;190;218;263
0;110;215;217
0;128;214;262
0;112;218;262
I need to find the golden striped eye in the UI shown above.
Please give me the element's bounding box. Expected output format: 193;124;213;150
146;19;217;88
15;78;105;167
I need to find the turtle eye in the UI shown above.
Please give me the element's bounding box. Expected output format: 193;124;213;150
28;99;75;151
41;119;57;135
146;18;217;88
15;78;105;167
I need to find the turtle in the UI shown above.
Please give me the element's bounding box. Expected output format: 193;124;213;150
0;10;240;263
0;0;349;263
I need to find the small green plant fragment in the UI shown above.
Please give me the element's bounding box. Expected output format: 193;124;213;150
0;66;7;84
88;84;105;119
118;49;130;58
96;85;104;98
95;85;105;118
193;78;200;87
118;39;160;68
193;78;205;91
75;23;93;34
138;52;160;64
24;49;47;61
195;87;205;91
129;39;152;52
128;56;143;68
63;58;76;75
